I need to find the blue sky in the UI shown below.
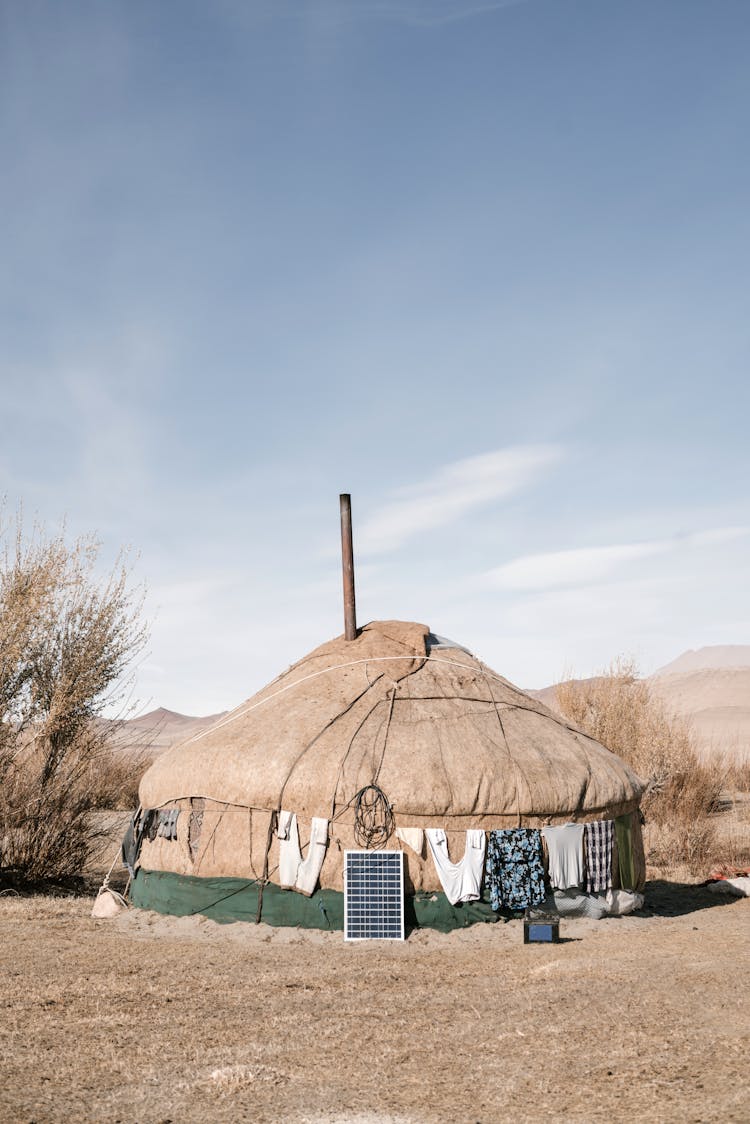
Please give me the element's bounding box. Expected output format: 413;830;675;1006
2;0;749;714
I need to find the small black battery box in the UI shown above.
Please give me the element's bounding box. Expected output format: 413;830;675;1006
523;908;560;943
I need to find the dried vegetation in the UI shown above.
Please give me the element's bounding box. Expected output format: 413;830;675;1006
555;658;750;877
0;514;147;885
1;892;748;1123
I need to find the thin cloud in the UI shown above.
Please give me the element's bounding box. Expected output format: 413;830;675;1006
358;445;563;555
486;543;669;591
484;526;750;592
246;0;528;30
342;0;528;27
688;526;750;548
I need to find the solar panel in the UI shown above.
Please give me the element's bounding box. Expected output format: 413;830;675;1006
344;850;405;941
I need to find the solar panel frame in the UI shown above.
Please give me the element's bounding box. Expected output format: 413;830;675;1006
343;850;405;941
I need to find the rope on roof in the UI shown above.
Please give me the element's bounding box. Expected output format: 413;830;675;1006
174;652;603;766
177;654;511;749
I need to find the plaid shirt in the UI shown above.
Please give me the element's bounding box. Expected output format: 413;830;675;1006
584;819;614;893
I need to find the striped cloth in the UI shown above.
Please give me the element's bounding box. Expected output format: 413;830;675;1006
584;819;614;893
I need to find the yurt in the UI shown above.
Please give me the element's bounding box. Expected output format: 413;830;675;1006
128;614;646;932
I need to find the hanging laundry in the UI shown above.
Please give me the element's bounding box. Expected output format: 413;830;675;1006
278;811;302;887
277;809;295;842
157;808;179;841
188;798;205;861
144;809;159;843
396;826;424;855
425;829;486;905
277;812;329;897
615;813;637;891
584;820;614;893
295;818;329;896
542;823;585;890
485;829;546;911
121;808;149;876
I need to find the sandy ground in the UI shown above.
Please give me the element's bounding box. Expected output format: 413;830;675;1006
0;882;748;1124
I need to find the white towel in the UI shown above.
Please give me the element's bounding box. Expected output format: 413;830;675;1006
396;827;424;855
276;809;294;841
295;817;329;897
278;811;329;896
278;812;301;888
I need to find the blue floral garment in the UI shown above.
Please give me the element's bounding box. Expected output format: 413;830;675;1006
485;829;546;911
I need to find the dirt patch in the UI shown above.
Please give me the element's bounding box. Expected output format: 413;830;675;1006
0;883;747;1123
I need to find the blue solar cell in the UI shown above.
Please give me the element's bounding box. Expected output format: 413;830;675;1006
344;850;405;941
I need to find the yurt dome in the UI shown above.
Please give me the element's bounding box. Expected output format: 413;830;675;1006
130;619;645;931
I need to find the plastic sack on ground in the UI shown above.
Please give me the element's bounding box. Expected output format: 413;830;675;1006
706;877;750;898
91;886;128;918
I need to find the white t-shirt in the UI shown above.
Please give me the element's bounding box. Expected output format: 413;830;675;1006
542;823;585;890
426;828;486;905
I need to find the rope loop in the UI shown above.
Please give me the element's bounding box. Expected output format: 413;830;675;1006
353;784;394;849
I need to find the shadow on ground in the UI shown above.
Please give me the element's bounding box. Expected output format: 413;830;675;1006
639;879;744;917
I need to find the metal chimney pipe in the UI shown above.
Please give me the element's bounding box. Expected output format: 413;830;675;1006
339;493;357;641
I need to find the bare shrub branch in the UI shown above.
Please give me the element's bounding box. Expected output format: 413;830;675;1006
0;512;148;884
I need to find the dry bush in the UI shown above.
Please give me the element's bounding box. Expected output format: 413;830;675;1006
0;514;147;885
723;753;750;793
0;741;111;881
84;746;154;811
709;806;750;871
555;658;727;877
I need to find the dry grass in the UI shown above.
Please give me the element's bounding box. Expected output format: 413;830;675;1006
555;658;747;877
187;1063;288;1097
711;796;750;872
0;891;747;1123
724;752;750;792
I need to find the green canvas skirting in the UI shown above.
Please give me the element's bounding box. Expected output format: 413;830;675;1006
130;868;501;933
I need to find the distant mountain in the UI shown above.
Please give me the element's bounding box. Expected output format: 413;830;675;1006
652;645;750;676
525;683;564;711
649;669;750;758
525;676;606;713
108;707;227;755
527;646;750;759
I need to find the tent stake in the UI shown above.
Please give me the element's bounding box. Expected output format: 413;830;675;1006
340;493;357;641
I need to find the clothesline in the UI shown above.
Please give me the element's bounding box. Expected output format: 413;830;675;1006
130;803;637;912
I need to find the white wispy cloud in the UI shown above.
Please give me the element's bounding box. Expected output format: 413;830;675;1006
358;445;563;555
483;526;750;591
688;526;750;548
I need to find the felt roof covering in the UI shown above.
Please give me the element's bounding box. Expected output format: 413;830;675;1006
139;620;643;823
